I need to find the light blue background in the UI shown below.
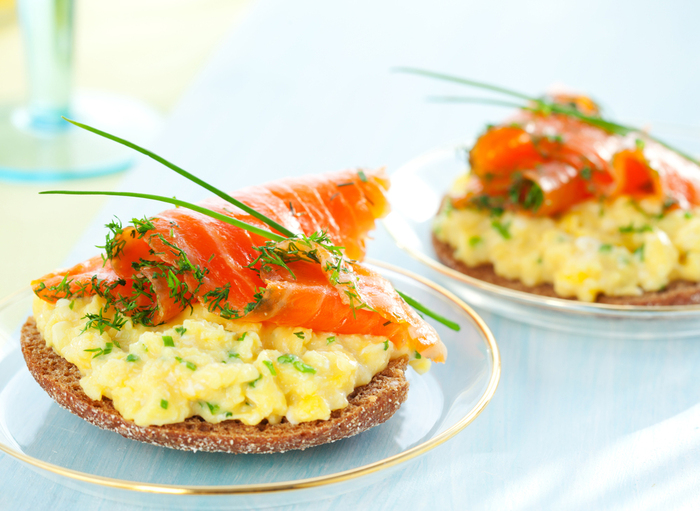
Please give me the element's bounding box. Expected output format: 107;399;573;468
2;0;700;509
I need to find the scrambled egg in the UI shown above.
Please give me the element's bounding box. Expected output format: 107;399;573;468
434;195;700;302
33;296;418;427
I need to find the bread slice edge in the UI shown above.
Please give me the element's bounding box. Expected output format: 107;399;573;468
20;317;409;454
432;233;700;306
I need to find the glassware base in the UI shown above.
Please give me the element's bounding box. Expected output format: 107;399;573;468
0;90;162;182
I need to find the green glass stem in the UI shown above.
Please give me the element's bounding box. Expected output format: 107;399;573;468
17;0;74;132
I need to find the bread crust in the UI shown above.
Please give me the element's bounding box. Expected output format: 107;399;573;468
432;233;700;306
20;317;409;454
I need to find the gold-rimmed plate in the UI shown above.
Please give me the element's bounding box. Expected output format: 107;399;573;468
384;145;700;338
0;261;500;509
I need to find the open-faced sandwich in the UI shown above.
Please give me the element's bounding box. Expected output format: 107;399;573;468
406;70;700;305
21;122;448;454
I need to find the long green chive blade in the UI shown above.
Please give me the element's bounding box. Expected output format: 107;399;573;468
396;290;460;331
427;96;528;109
61;117;297;238
39;190;286;242
394;67;537;102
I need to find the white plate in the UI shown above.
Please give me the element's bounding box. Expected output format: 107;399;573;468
0;261;500;509
384;145;700;338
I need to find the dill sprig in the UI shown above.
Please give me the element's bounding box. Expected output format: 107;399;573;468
396;67;699;165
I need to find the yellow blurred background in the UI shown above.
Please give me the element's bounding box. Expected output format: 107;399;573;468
0;0;249;299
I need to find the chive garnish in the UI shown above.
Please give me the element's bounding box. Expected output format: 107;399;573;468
415;350;422;359
126;354;140;362
162;335;175;347
60;118;296;238
383;340;389;351
469;235;482;247
175;326;187;335
238;332;248;341
396;290;461;331
358;170;368;182
160;399;168;409
228;352;240;359
185;361;197;371
249;374;263;387
205;402;220;414
41;190;287;242
326;335;336;345
293;331;305;339
395;67;700;166
599;244;613;253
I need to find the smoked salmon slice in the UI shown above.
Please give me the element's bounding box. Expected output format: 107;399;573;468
455;100;700;216
32;168;447;362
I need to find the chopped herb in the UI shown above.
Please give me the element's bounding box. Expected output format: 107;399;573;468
382;321;392;326
238;332;248;341
175;356;183;363
469;236;482;247
205;402;220;414
635;138;646;151
208;254;215;262
336;182;355;187
599;244;613;253
69;300;75;310
415;350;422;359
329;192;340;201
326;335;336;345
225;412;232;418
249;373;263;387
228;352;240;359
383;340;389;351
263;360;277;375
358;170;368;182
126;354;140;362
185;361;197;371
175;326;187;335
277;354;317;374
83;342;114;358
293;331;305;339
581;167;593;181
491;220;511;239
685;211;693;219
162;335;175;347
160;399;169;410
634;244;645;261
619;223;652;233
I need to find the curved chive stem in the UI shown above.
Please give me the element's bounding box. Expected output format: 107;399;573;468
427;96;529;109
400;68;699;166
61;117;297;238
394;67;537;102
39;190;286;242
396;290;460;331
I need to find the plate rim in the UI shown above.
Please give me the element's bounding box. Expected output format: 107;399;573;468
385;144;700;315
0;260;501;496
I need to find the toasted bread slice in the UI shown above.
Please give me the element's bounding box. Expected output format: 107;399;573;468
432;234;700;306
20;317;409;454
